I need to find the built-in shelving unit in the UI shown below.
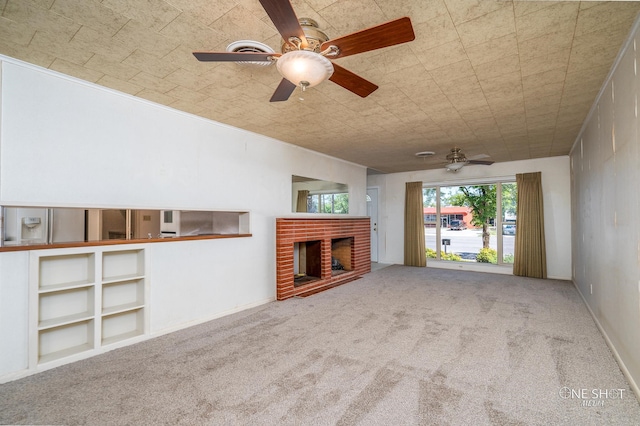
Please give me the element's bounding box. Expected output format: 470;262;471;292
101;249;145;346
30;246;147;366
35;252;96;364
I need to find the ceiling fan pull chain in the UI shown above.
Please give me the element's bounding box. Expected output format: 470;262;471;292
298;81;310;101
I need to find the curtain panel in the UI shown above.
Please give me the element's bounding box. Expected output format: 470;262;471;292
513;172;547;278
404;181;426;267
296;190;309;212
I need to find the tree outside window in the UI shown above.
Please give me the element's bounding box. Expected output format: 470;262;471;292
450;185;496;249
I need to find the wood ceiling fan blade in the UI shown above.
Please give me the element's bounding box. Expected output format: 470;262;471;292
329;63;378;98
468;159;495;165
193;52;279;62
259;0;308;48
321;17;415;60
270;78;297;102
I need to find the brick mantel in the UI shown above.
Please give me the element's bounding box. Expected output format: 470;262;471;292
276;217;371;300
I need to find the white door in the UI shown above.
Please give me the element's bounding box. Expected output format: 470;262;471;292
367;188;379;262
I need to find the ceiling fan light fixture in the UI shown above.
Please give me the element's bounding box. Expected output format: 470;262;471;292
446;162;466;172
276;50;334;88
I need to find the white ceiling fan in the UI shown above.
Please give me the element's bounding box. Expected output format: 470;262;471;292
445;147;494;172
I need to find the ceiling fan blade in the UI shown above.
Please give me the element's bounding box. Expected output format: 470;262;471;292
321;17;415;60
467;153;490;161
193;51;279;62
259;0;308;48
468;159;495;165
329;63;378;98
270;78;297;102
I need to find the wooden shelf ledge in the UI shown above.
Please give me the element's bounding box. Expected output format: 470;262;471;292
0;234;252;252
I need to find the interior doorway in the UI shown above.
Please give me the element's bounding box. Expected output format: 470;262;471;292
366;188;379;262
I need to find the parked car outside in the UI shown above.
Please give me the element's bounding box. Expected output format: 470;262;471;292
503;224;516;235
449;220;467;231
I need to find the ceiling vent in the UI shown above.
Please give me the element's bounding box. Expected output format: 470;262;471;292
226;40;275;66
414;151;435;158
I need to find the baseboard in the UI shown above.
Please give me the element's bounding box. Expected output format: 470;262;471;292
427;260;513;275
0;369;31;384
149;297;275;338
571;279;640;403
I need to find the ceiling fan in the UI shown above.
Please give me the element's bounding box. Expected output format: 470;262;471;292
445;147;494;172
192;0;415;102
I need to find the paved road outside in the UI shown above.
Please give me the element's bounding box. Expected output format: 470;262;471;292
425;227;515;260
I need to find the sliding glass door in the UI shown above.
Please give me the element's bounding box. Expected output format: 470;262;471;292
423;181;516;266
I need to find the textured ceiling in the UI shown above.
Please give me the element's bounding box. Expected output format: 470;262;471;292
1;0;639;173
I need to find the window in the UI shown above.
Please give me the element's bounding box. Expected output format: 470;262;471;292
307;192;349;214
423;181;516;265
500;182;517;264
423;187;437;257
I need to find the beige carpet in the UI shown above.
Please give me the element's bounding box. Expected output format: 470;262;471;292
1;265;638;425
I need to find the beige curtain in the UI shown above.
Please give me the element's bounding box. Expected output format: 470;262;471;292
404;181;426;267
513;172;547;278
296;190;309;212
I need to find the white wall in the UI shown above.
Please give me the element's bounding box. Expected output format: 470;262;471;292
0;60;367;212
570;18;640;397
0;57;367;380
0;252;29;376
368;156;572;280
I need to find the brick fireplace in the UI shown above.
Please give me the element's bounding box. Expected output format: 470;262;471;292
276;217;371;300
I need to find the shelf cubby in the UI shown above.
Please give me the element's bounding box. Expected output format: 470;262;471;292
38;319;95;363
39;286;94;329
101;309;144;346
102;249;144;282
102;279;144;315
38;253;95;290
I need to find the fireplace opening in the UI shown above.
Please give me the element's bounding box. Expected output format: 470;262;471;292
293;240;321;286
331;237;353;276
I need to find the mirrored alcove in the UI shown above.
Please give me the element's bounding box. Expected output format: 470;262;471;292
291;175;349;214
